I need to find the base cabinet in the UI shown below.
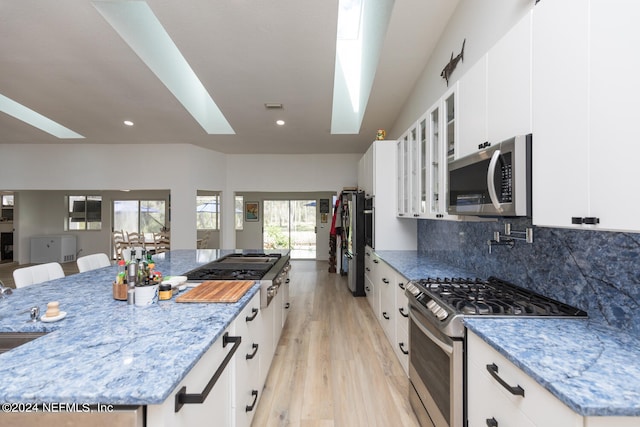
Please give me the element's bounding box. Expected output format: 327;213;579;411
147;290;291;427
365;250;410;376
467;330;640;427
147;326;235;427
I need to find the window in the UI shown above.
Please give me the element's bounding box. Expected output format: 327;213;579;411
113;200;166;235
66;195;102;230
197;195;219;230
235;195;243;230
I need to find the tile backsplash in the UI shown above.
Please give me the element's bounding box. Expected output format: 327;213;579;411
417;218;640;336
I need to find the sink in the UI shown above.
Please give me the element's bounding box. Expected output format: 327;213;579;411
0;332;47;354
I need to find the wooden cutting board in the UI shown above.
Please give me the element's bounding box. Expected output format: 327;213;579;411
176;280;255;303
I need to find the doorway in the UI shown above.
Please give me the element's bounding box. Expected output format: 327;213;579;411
263;200;316;259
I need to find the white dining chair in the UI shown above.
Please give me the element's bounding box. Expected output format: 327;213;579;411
12;262;65;289
76;253;111;273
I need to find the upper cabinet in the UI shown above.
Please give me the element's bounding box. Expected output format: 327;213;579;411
397;85;458;220
359;140;417;250
457;12;532;160
532;0;640;232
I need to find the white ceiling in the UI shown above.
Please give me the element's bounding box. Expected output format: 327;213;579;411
0;0;458;154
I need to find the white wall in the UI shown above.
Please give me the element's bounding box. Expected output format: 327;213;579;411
0;145;360;263
390;0;532;138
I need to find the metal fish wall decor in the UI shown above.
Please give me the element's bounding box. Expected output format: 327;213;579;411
441;39;466;86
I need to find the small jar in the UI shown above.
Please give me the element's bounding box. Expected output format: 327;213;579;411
158;283;173;301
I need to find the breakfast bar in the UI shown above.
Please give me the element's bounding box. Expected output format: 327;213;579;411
0;250;285;426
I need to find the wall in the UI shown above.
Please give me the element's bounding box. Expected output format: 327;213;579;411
389;0;532;138
235;191;336;260
418;218;640;337
0;145;359;262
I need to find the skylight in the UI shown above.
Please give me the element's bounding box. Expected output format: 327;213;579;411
93;1;235;135
0;94;84;139
331;0;394;135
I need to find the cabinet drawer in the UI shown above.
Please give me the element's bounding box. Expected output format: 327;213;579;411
467;332;581;427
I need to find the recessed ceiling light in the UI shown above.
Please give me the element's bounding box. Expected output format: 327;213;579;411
276;120;285;126
123;120;134;126
93;1;235;135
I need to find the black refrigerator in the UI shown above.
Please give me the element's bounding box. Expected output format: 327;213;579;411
343;190;365;296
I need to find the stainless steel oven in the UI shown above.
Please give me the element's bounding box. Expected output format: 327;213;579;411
408;299;463;427
405;277;587;427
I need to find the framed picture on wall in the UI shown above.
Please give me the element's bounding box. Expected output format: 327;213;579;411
245;201;259;222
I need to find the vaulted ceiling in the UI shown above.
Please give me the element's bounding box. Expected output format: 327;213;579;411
0;0;458;154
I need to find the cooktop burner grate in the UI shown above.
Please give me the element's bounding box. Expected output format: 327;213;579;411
413;276;587;317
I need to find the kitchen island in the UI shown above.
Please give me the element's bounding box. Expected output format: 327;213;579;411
0;249;287;426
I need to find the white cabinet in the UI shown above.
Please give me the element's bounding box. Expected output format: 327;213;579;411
358;140;416;250
30;235;77;263
532;0;640;232
467;330;640;427
458;55;488;159
396;86;458;221
393;276;409;375
396;133;412;217
234;294;262;427
467;331;582;427
378;262;395;343
458;11;532;161
365;251;410;376
147;326;236;427
486;11;532;145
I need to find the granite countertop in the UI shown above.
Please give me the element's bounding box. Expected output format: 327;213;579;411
375;249;640;418
0;249;276;405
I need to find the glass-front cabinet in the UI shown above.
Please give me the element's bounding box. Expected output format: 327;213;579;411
396;84;458;220
396;133;411;217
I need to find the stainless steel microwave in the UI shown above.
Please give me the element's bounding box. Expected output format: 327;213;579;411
447;134;532;217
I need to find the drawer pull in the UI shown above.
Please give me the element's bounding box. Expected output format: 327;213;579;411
246;343;259;360
486;363;525;396
175;333;241;412
245;308;259;322
486;417;498;427
399;307;408;318
382;312;390;320
245;390;259;412
399;342;409;355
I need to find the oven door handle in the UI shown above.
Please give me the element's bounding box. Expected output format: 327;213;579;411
409;311;453;355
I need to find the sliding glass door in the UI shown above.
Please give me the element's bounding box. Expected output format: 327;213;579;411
263;200;316;259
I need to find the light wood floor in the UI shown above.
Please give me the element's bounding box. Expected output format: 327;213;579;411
252;260;420;427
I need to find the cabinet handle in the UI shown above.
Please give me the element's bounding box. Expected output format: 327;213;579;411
245;308;259;322
486;363;525;396
486;417;498;427
366;286;370;292
175;333;242;412
382;312;390;320
285;303;290;309
399;307;408;318
583;217;600;225
245;390;259;412
246;343;259;360
413;214;420;217
382;278;389;284
373;259;379;264
398;282;405;290
399;342;409;355
285;278;290;284
366;267;371;272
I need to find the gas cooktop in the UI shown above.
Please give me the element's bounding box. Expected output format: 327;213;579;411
406;276;587;338
183;252;282;281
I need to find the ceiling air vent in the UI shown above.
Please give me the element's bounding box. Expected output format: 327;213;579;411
264;103;283;110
